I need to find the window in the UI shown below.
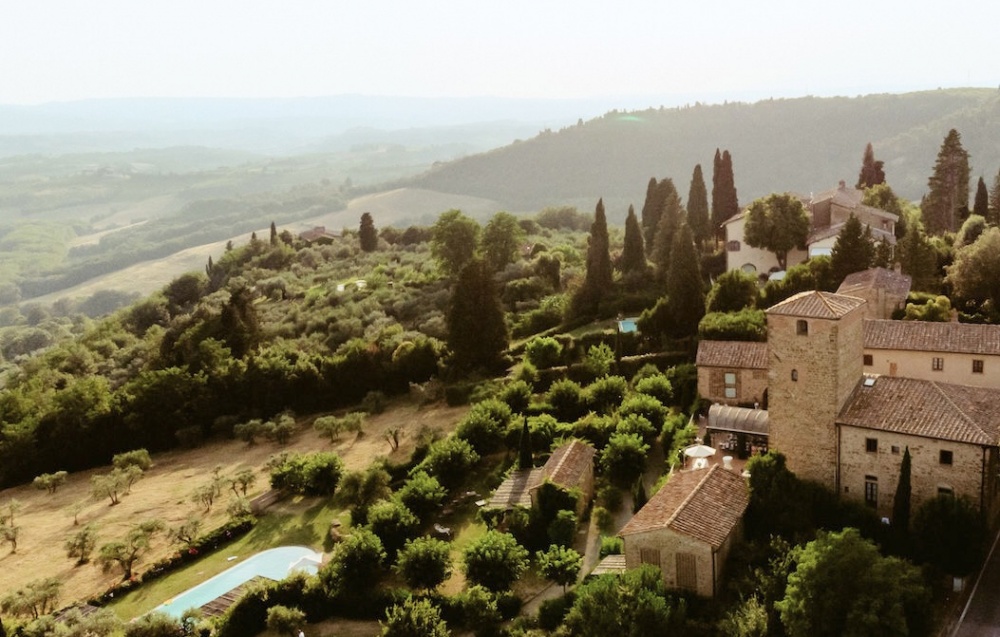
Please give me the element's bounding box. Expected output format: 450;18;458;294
891;445;900;455
940;450;953;465
791;369;798;382
973;359;984;374
932;357;944;371
938;486;954;496
796;320;808;335
723;372;737;399
639;548;661;567
726;240;741;251
863;354;873;366
864;476;878;508
866;438;878;453
675;552;698;591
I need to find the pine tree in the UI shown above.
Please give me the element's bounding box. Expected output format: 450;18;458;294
447;258;508;373
891;447;912;552
640;177;661;252
712;149;739;237
873;237;893;268
830;214;875;284
898;222;938;292
574;199;614;315
856;142;886;189
973;176;990;220
652;179;684;278
687;164;711;246
664;222;704;340
359;212;378;252
923;128;971;235
620;205;646;276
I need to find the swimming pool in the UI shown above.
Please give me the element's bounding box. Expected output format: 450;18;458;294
151;545;324;619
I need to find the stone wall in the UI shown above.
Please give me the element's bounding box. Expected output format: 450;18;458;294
698;366;768;406
865;349;1000;390
767;305;864;488
838;425;985;518
623;527;715;598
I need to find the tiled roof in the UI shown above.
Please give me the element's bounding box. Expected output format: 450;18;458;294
696;340;768;369
619;465;749;548
299;226;340;242
811;184;863;207
864;320;1000;356
807;222;896;246
486;468;544;510
540;439;595;491
766;290;866;319
837;375;1000;446
838;268;912;299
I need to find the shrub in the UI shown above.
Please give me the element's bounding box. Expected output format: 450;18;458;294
600;432;649;487
455;399;512;454
396;471;446;523
547;379;586;422
619;394;668;431
413;438;480;490
634;374;673;405
499;380;532;413
585;375;628;414
525;337;563;369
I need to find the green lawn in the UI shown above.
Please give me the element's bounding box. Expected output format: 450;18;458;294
107;497;346;620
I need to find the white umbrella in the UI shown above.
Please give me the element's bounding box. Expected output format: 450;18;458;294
683;444;717;459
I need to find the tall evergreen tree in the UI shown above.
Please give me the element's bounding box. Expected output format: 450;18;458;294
892;447;912;543
640;177;661;252
447;258;508;372
620;204;646;275
830;214;875;285
652;179;684;278
687;164;711;245
359;212;378;252
664;222;705;340
269;221;278;246
990;169;1000;226
923;128;971;235
573;199;614;316
856;142;886;189
517;417;532;470
973;176;990;220
712;149;739;236
897;222;938;292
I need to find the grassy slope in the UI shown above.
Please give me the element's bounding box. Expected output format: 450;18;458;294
0;397;469;618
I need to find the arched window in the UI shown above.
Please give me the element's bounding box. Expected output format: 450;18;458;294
796;319;808;335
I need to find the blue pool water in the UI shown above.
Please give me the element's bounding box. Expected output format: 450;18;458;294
151;545;323;618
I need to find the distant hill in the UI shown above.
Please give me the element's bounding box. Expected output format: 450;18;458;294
404;89;1000;219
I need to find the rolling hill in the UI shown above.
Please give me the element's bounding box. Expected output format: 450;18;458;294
405;88;1000;219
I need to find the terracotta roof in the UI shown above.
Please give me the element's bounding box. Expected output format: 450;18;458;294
838;268;912;299
619;465;749;548
708;404;769;436
766;290;866;319
591;554;627;576
486;468;544;510
864;320;1000;356
299;226;340;242
837;375;1000;446
540;439;595;491
807;222;896;246
811;184;863;207
696;340;768;369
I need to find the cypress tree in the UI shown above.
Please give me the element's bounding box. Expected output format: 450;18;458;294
359;212;378;252
898;222;938;292
990;169;1000;226
923;128;971;235
574;199;614;315
712;149;739;237
891;447;912;551
640;177;661;252
665;222;704;340
687;164;711;246
620;204;646;275
652;179;684;279
973;176;990;220
447;258;508;372
830;214;875;285
632;478;647;513
856;142;886;189
269;221;278;245
517;417;532;470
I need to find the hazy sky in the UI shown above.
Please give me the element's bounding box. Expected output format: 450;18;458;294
3;0;998;105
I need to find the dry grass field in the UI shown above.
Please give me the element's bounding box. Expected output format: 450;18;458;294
0;397;468;610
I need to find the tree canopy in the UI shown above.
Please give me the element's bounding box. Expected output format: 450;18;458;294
946;226;1000;316
481;211;524;272
856;142;886;189
431;209;481;276
830;214;875;285
447;258;508;373
687;163;711;245
743;193;810;270
712;149;739;236
359;212;378;252
922;128;970;235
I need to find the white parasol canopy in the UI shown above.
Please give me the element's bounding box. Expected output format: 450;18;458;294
683;444;717;459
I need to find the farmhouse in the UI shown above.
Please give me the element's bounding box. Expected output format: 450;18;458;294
723;182;898;278
618;465;749;598
486;439;595;517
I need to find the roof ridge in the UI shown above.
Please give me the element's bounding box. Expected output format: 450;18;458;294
545;440;575;480
930;380;988;440
817;291;836;316
665;465;717;529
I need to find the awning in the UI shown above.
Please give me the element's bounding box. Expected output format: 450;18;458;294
708;404;769;437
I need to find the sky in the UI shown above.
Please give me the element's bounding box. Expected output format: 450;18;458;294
2;0;998;106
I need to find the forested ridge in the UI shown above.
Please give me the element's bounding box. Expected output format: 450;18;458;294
408;89;1000;215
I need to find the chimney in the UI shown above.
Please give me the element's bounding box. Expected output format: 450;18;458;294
838;180;846;190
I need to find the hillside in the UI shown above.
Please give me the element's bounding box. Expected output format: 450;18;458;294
406;88;1000;218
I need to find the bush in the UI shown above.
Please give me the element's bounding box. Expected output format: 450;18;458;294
600;432;649;487
698;308;767;341
525;337;563;369
599;535;623;557
396;471;447;523
499;380;532;413
537;593;576;632
267;451;343;495
585;375;628;414
572;413;617;450
546;379;586;422
634;373;673;405
413;437;480;490
619;394;668;432
455;399;513;454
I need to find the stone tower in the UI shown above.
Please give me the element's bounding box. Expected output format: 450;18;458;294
765;291;866;488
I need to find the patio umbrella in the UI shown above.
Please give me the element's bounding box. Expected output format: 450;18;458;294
683;444;717;459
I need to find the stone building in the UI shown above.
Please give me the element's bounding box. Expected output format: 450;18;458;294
618;465;749;598
485;439;595;517
836;267;912;320
695;340;768;406
722;182;897;278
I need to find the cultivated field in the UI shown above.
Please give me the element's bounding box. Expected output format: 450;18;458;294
0;397;468;610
